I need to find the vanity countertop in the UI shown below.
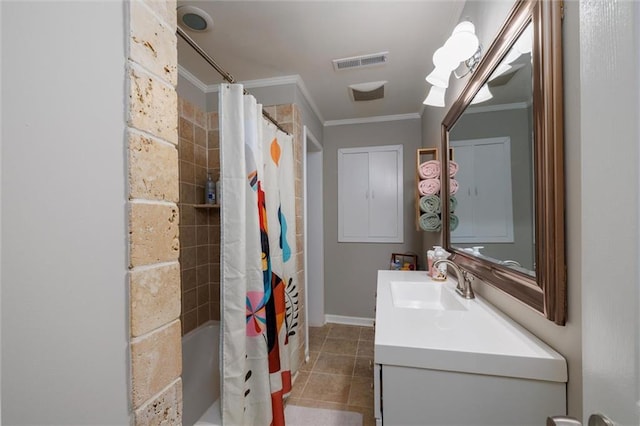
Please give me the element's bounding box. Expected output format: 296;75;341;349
374;270;567;382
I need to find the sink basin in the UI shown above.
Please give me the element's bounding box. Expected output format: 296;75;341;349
390;281;467;311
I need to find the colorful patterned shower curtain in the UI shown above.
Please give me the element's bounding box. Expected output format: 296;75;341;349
219;84;299;425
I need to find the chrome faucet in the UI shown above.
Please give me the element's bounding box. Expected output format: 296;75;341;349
433;259;476;299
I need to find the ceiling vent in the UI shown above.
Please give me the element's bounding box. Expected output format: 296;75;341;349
333;52;389;71
349;81;387;102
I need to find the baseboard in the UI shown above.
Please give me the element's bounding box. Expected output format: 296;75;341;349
325;314;374;327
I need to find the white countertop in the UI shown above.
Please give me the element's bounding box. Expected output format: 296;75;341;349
374;270;567;382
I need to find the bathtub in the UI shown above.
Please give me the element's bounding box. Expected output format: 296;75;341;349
182;321;221;426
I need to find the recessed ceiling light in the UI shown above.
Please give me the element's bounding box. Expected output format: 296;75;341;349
177;6;213;32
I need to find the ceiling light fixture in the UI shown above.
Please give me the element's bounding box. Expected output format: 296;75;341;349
423;85;446;107
423;20;482;107
177;6;213;32
489;23;533;82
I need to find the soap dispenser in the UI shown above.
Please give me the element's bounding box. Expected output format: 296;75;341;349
432;246;448;281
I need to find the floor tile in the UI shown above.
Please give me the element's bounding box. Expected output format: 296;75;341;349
301;372;351;404
328;324;361;340
289;322;376;420
309;325;331;340
290;371;309;398
359;327;375;341
300;350;319;372
356;340;374;358
353;356;373;378
322;337;358;355
348;376;374;408
314;352;355;376
309;334;325;352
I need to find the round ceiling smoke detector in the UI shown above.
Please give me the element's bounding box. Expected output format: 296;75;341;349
177;6;213;32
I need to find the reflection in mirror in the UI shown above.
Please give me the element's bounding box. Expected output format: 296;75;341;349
449;22;535;276
440;0;566;325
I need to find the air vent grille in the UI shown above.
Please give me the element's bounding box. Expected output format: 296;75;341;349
352;86;385;101
333;52;388;71
349;81;387;102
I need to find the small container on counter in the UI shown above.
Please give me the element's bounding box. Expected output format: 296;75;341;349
431;246;449;281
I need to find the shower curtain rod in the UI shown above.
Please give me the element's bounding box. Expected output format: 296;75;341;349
177;27;291;136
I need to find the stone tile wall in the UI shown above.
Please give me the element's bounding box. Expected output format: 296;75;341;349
127;0;182;424
178;99;220;335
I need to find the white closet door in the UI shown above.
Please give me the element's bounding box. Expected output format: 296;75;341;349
339;151;369;239
338;144;403;243
451;137;513;243
474;140;512;239
368;150;400;238
451;145;475;239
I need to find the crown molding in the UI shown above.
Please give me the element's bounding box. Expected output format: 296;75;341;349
324;112;421;127
178;67;427;127
464;101;530;114
177;65;209;93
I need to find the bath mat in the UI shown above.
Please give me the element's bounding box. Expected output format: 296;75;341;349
284;405;363;426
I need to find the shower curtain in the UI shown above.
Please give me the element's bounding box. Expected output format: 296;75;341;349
219;84;299;426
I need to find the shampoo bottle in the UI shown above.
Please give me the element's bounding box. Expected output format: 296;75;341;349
205;173;216;205
216;179;221;206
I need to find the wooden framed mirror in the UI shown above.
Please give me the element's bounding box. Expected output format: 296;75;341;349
441;0;566;324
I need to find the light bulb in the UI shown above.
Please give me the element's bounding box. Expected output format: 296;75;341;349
471;84;493;104
432;46;460;71
426;66;452;88
445;21;479;62
423;86;446;107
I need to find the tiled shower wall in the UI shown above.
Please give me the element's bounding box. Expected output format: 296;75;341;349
178;99;306;369
178;98;221;335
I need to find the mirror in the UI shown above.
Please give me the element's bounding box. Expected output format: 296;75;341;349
449;21;535;275
441;0;566;324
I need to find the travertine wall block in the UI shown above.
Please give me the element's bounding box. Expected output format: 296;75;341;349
129;132;179;202
129;0;177;86
131;320;182;408
134;378;183;426
140;0;177;32
129;66;178;145
130;203;180;267
130;263;181;337
128;0;181;423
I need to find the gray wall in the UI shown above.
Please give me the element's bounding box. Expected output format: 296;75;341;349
179;79;325;143
323;119;422;319
1;1;130;424
450;106;534;269
420;0;583;418
178;73;208;112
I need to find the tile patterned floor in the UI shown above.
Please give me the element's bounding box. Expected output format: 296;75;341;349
287;323;376;426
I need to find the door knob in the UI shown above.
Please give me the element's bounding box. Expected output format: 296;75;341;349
547;416;581;426
546;413;615;426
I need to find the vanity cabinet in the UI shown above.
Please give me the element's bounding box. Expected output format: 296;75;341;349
374;270;567;426
375;364;565;425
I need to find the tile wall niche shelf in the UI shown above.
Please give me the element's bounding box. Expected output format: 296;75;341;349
192;204;220;209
